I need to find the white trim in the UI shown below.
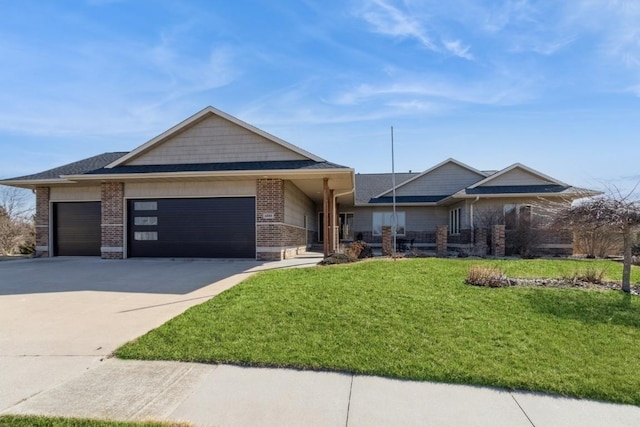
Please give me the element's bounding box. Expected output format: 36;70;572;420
61;168;354;182
101;246;124;253
256;246;305;252
373;158;487;199
101;223;124;227
467;163;568;189
256;222;307;231
0;178;71;187
106;106;325;168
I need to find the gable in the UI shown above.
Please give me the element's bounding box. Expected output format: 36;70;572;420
124;114;308;166
389;161;485;197
478;167;555;187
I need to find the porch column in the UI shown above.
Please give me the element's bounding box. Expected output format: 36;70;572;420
492;225;506;257
101;182;125;259
329;189;335;253
436;225;448;257
35;186;50;257
323;178;329;257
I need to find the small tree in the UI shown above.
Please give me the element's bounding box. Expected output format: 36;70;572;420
0;186;35;255
555;186;640;293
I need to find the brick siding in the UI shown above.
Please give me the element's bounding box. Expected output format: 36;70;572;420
256;179;306;261
35;186;50;257
101;182;124;259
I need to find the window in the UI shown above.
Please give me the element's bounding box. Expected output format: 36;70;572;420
134;201;157;211
372;212;405;236
134;216;158;226
504;204;532;229
449;208;461;235
134;231;158;241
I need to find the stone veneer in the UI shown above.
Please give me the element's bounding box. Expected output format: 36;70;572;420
35;186;50;257
101;182;125;259
492;225;506;257
256;179;307;261
436;225;448;256
381;226;392;256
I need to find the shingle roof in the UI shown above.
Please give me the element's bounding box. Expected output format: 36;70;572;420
85;160;349;175
355;173;419;205
464;185;569;195
1;155;349;183
4;152;128;181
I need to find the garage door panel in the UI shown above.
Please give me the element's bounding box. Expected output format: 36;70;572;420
54;202;101;256
128;198;255;258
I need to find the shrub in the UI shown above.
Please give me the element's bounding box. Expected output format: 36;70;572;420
564;268;607;284
465;265;507;287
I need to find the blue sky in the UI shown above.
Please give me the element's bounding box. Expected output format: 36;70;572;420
1;0;639;193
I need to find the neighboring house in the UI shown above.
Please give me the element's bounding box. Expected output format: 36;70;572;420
0;106;595;260
350;158;596;256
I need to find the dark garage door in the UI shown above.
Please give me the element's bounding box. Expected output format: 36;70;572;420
128;197;255;258
53;202;101;256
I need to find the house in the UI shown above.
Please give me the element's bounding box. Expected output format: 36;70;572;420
0;106;354;261
349;158;594;256
0;106;593;260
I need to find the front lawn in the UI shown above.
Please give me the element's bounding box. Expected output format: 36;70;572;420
116;258;640;405
0;415;189;427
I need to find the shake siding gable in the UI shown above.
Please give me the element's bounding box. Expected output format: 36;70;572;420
478;168;554;186
125;115;308;166
391;162;485;197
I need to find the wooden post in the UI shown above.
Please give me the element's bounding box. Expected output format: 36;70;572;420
323;178;329;258
329;189;335;254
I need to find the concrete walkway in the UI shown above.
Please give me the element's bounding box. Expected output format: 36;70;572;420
2;253;640;426
3;358;640;427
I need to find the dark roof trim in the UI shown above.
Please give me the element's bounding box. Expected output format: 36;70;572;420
368;195;449;204
85;160;348;175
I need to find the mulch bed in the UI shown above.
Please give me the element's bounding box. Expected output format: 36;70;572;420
474;277;640;294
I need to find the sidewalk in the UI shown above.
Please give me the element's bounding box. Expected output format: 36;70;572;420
3;358;640;427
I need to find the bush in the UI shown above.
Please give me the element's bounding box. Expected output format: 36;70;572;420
319;253;358;265
564;268;607;284
465;265;507;287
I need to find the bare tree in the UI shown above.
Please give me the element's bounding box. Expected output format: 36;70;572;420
555;185;640;293
0;186;35;255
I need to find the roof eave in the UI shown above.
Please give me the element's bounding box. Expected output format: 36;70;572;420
0;178;72;188
61;167;354;181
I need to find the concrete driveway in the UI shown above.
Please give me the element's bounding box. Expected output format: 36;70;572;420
0;255;321;412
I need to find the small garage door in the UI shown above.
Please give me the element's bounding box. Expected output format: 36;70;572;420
128;198;255;258
53;202;101;256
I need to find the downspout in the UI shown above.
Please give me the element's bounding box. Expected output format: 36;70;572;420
470;196;480;245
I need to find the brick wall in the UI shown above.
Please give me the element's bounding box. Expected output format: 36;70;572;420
35;186;50;257
436;225;448;256
256;179;306;261
101;182;124;259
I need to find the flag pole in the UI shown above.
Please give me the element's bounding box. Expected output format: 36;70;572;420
391;126;397;260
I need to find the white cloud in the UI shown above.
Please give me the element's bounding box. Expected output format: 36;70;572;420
359;0;438;50
356;0;474;60
443;40;474;60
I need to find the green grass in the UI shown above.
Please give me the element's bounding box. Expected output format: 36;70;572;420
0;415;189;427
116;258;640;405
